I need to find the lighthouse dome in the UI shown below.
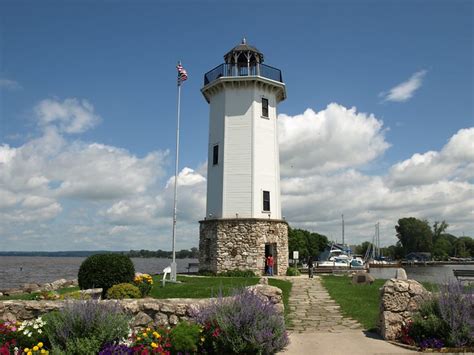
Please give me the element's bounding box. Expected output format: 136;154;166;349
224;38;264;65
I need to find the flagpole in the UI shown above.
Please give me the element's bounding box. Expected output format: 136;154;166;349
171;64;182;282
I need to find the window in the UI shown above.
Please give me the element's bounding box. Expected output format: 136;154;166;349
213;144;219;165
263;191;270;212
262;98;269;117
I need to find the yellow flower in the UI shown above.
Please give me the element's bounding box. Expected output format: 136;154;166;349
24;349;30;353
38;342;44;348
201;337;205;342
146;327;151;332
33;346;39;351
41;350;46;354
27;352;32;355
151;342;158;348
137;337;141;341
142;332;148;337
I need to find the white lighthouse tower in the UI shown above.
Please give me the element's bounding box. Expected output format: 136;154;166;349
199;39;288;275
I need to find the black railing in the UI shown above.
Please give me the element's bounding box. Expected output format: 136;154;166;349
204;63;283;86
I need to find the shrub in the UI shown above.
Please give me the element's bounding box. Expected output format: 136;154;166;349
438;280;474;347
170;321;202;353
106;283;141;299
78;253;135;297
133;273;153;297
198;269;216;276
192;288;289;354
217;269;256;277
408;298;450;347
43;300;130;354
286;267;301;276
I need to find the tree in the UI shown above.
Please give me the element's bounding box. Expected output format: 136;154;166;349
288;228;329;260
354;241;373;256
395;217;433;256
433;220;449;243
432;236;453;260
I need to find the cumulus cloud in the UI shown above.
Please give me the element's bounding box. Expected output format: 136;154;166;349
388;127;474;186
1;97;472;250
0;78;22;91
278;103;390;176
35;98;101;134
380;70;427;102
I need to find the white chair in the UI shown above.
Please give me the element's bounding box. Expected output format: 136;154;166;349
162;266;171;287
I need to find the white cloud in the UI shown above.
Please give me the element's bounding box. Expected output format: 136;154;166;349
388;127;474;186
380;70;427;102
278;103;390;176
1;97;472;250
35;98;101;134
0;78;22;91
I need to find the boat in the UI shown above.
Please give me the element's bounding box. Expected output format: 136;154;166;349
316;244;365;269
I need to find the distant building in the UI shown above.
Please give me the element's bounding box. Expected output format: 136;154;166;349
406;252;432;261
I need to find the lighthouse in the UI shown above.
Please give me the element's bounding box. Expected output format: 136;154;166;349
199;39;288;276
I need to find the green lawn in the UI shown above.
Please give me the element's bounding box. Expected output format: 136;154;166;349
150;275;260;298
321;275;385;331
321;275;439;331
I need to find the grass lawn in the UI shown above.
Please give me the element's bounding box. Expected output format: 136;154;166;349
321;275;439;331
321;275;385;331
150;275;260;299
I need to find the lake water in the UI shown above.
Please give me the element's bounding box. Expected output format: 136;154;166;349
1;256;472;290
0;256;198;290
368;264;474;284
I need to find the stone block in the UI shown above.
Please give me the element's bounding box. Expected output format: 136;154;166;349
22;283;40;293
351;271;375;285
154;312;168;326
132;311;153;327
395;268;408;280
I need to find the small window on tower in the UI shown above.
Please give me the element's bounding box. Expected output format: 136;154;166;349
262;98;269;117
213;144;219;165
263;191;270;212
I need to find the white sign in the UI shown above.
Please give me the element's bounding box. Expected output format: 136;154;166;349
293;251;299;260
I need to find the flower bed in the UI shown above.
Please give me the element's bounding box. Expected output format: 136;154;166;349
0;287;289;354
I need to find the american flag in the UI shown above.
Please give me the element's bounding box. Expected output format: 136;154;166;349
177;63;188;84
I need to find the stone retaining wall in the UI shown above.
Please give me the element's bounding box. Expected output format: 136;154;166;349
379;278;431;340
0;283;283;328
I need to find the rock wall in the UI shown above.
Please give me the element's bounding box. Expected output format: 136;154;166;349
379;278;431;340
0;282;283;328
199;218;289;276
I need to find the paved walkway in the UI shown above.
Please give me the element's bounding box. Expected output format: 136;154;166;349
286;276;361;332
279;276;415;354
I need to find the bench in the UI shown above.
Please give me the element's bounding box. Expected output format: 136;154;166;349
186;263;199;274
453;269;474;282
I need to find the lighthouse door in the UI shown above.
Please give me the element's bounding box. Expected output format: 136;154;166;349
264;243;278;275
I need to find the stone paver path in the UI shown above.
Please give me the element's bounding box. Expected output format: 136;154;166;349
286;275;362;333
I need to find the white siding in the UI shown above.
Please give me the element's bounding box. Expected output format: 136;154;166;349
205;81;283;220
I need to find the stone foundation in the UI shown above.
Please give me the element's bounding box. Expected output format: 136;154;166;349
199;218;288;276
0;282;283;327
379;278;431;340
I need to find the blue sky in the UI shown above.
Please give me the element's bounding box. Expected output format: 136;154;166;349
1;0;473;251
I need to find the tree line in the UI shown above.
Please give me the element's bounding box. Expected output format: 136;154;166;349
126;248;199;259
355;218;473;260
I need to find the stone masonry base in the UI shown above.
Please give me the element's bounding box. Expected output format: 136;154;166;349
199;218;289;276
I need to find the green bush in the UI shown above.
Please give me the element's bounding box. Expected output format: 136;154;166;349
106;283;141;299
217;269;256;277
44;300;130;353
408;298;450;345
170;321;202;353
198;269;216;276
286;267;301;276
78;253;135;297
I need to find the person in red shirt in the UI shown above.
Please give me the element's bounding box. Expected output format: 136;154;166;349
266;254;274;276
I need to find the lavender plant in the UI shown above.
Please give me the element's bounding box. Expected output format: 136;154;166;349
192;288;289;354
438;280;474;347
43;300;131;354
